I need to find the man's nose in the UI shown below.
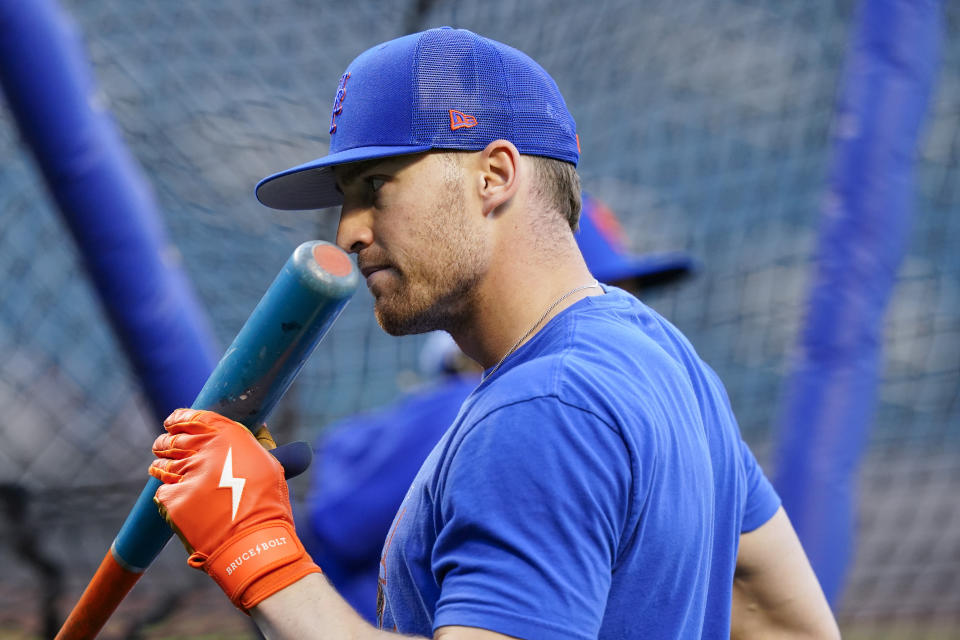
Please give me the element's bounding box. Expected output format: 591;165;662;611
336;205;374;254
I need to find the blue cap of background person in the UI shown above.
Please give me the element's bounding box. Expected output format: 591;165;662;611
578;193;693;287
256;27;579;211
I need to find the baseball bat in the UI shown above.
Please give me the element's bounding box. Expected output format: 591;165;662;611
55;240;359;640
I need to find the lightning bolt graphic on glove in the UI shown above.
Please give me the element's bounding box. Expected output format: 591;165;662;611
218;448;246;521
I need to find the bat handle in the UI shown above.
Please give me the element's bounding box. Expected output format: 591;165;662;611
113;477;172;569
54;478;169;639
54;442;313;639
54;549;142;640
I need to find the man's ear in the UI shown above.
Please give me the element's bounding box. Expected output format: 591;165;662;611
476;139;521;216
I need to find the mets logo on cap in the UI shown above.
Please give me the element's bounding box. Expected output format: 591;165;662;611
329;72;351;134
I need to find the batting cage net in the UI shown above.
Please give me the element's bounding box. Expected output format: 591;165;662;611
0;0;957;638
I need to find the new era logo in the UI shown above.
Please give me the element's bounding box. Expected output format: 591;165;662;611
449;110;477;130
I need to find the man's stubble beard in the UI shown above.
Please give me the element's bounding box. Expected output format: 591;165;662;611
374;172;487;337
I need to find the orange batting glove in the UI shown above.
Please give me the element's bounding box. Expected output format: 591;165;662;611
149;408;322;611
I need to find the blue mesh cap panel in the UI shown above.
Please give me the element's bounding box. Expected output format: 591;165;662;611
410;28;578;164
411;29;513;149
501;49;579;164
330;33;420;154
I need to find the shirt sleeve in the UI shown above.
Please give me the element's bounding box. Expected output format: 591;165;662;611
739;437;781;533
430;397;632;640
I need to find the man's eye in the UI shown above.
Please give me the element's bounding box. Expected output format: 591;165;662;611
369;177;386;192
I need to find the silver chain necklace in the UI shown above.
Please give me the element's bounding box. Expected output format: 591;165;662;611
482;279;600;381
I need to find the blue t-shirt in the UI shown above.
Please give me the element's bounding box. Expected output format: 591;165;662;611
377;287;780;639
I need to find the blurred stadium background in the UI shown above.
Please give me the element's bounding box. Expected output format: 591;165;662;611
0;0;957;638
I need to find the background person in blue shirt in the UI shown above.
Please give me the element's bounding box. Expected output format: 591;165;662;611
299;192;694;624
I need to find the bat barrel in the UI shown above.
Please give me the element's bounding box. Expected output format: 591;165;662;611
193;241;359;426
56;241;358;639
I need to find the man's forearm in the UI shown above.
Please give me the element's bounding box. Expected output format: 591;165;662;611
731;508;840;640
252;573;428;640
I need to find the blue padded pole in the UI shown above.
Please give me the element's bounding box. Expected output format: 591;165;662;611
0;0;220;421
771;0;941;606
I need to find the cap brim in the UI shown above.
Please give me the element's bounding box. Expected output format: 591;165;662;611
593;251;695;288
255;145;434;210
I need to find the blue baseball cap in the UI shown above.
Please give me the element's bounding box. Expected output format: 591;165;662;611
577;193;694;286
256;27;580;211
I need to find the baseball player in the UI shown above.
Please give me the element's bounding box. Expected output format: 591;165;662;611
149;27;840;639
300;192;694;624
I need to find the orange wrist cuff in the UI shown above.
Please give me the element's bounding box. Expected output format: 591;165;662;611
192;522;322;611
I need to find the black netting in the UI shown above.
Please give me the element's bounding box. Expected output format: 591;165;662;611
1;0;957;637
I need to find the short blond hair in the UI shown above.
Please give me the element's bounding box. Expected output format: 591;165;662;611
527;155;582;231
436;149;581;230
